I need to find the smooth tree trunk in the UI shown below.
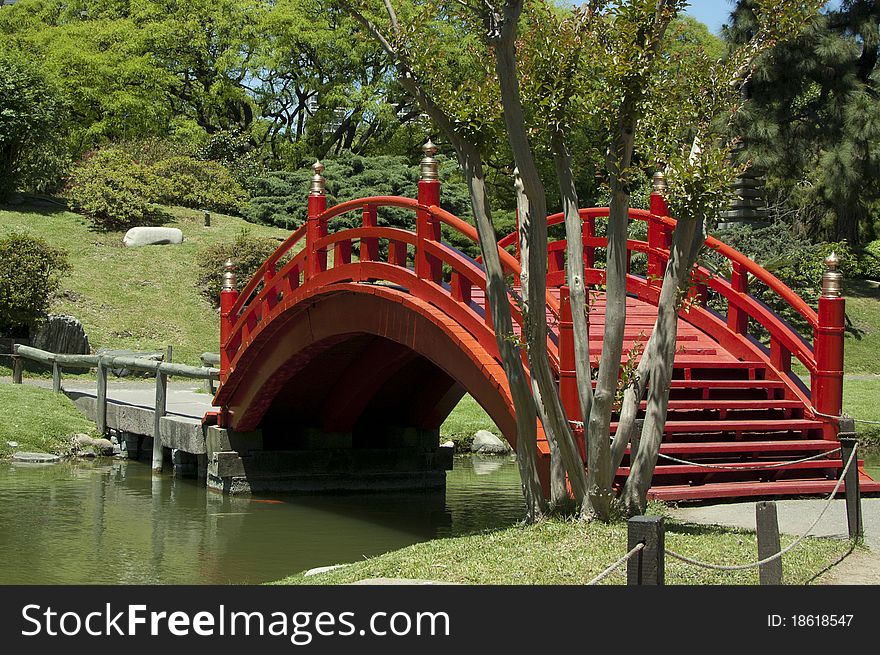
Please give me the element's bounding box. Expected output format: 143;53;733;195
619;215;705;515
515;170;568;503
495;0;588;504
551;133;594;432
342;1;548;521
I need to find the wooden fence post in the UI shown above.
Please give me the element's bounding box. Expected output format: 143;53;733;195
52;360;62;393
756;501;783;584
152;346;171;473
838;419;863;540
627;515;665;585
12;355;22;384
96;356;108;435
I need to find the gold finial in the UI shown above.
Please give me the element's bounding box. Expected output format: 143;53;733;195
420;139;439;181
310;160;326;196
821;252;842;298
222;258;236;292
652;170;667;193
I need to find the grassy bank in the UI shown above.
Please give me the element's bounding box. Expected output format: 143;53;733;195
0;203;289;366
0;383;96;457
843;378;880;449
843;280;880;375
272;514;851;585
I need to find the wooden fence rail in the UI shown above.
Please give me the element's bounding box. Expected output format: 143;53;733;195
11;344;220;474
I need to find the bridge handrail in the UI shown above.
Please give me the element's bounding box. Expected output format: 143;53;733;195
229;195;560;329
496;207;818;331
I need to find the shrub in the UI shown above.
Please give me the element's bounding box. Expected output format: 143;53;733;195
0;231;70;337
0;50;68;201
152;156;247;215
244;151;473;232
862;240;880;281
197;229;281;306
66;149;160;230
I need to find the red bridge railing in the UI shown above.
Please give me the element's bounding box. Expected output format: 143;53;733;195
218;146;845;437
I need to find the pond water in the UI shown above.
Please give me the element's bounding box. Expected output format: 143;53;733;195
2;451;877;585
0;456;525;585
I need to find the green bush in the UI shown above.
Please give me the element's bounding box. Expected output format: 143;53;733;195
66;149;160;230
197;229;281;306
152;156;247;215
245;151;473;232
862;240;880;280
0;50;68;200
0;231;70;337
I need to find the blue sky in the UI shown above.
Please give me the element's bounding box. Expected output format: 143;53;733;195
684;0;841;34
683;0;736;34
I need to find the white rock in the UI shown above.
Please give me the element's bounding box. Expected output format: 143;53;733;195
471;430;511;454
122;227;184;247
6;441;18;448
12;452;61;463
440;440;455;449
304;563;351;577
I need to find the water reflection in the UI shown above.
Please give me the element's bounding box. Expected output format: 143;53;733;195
0;455;524;585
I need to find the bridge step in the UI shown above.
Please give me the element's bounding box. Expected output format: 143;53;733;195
647;475;880;501
636;439;839;456
611;418;824;435
617;458;853;478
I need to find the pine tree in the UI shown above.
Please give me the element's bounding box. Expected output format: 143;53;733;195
727;0;880;244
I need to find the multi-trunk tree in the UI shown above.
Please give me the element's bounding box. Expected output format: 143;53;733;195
338;0;823;520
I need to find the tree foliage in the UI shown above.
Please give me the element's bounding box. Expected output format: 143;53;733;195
0;231;70;337
0;49;67;200
727;0;880;244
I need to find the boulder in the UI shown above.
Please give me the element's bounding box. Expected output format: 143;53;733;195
31;315;90;367
470;429;511;455
72;433;115;457
12;452;61;463
122;227;184;247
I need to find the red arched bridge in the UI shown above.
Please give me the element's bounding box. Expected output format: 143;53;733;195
208;148;879;500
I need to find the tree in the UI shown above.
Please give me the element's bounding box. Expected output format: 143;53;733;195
727;0;880;244
0;232;70;337
337;0;822;521
0;49;67;200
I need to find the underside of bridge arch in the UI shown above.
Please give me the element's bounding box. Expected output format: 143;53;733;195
208;287;520;494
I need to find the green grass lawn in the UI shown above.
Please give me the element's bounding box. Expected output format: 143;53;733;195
0;203;290;366
842;280;880;374
843;378;880;449
0;383;96;457
272;513;852;585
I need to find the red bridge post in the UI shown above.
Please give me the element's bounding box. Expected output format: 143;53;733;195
559;285;586;460
417;140;442;283
647;170;670;285
814;253;846;439
307;161;327;278
219;258;238;380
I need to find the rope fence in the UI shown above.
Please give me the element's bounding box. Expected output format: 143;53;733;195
586;542;644;585
664;445;858;572
656;447;841;471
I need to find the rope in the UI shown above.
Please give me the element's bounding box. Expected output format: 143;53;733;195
586;542;645;585
812;410;880;426
664;445;859;571
656;447;841;471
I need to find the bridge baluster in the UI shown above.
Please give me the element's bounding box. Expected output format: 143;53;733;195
306;161;328;278
361;204;378;262
334;240;352;267
813;253;845;438
416;140;442;283
451;271;472;304
727;261;750;335
388;240;407;267
559;286;585;460
582;217;595;269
